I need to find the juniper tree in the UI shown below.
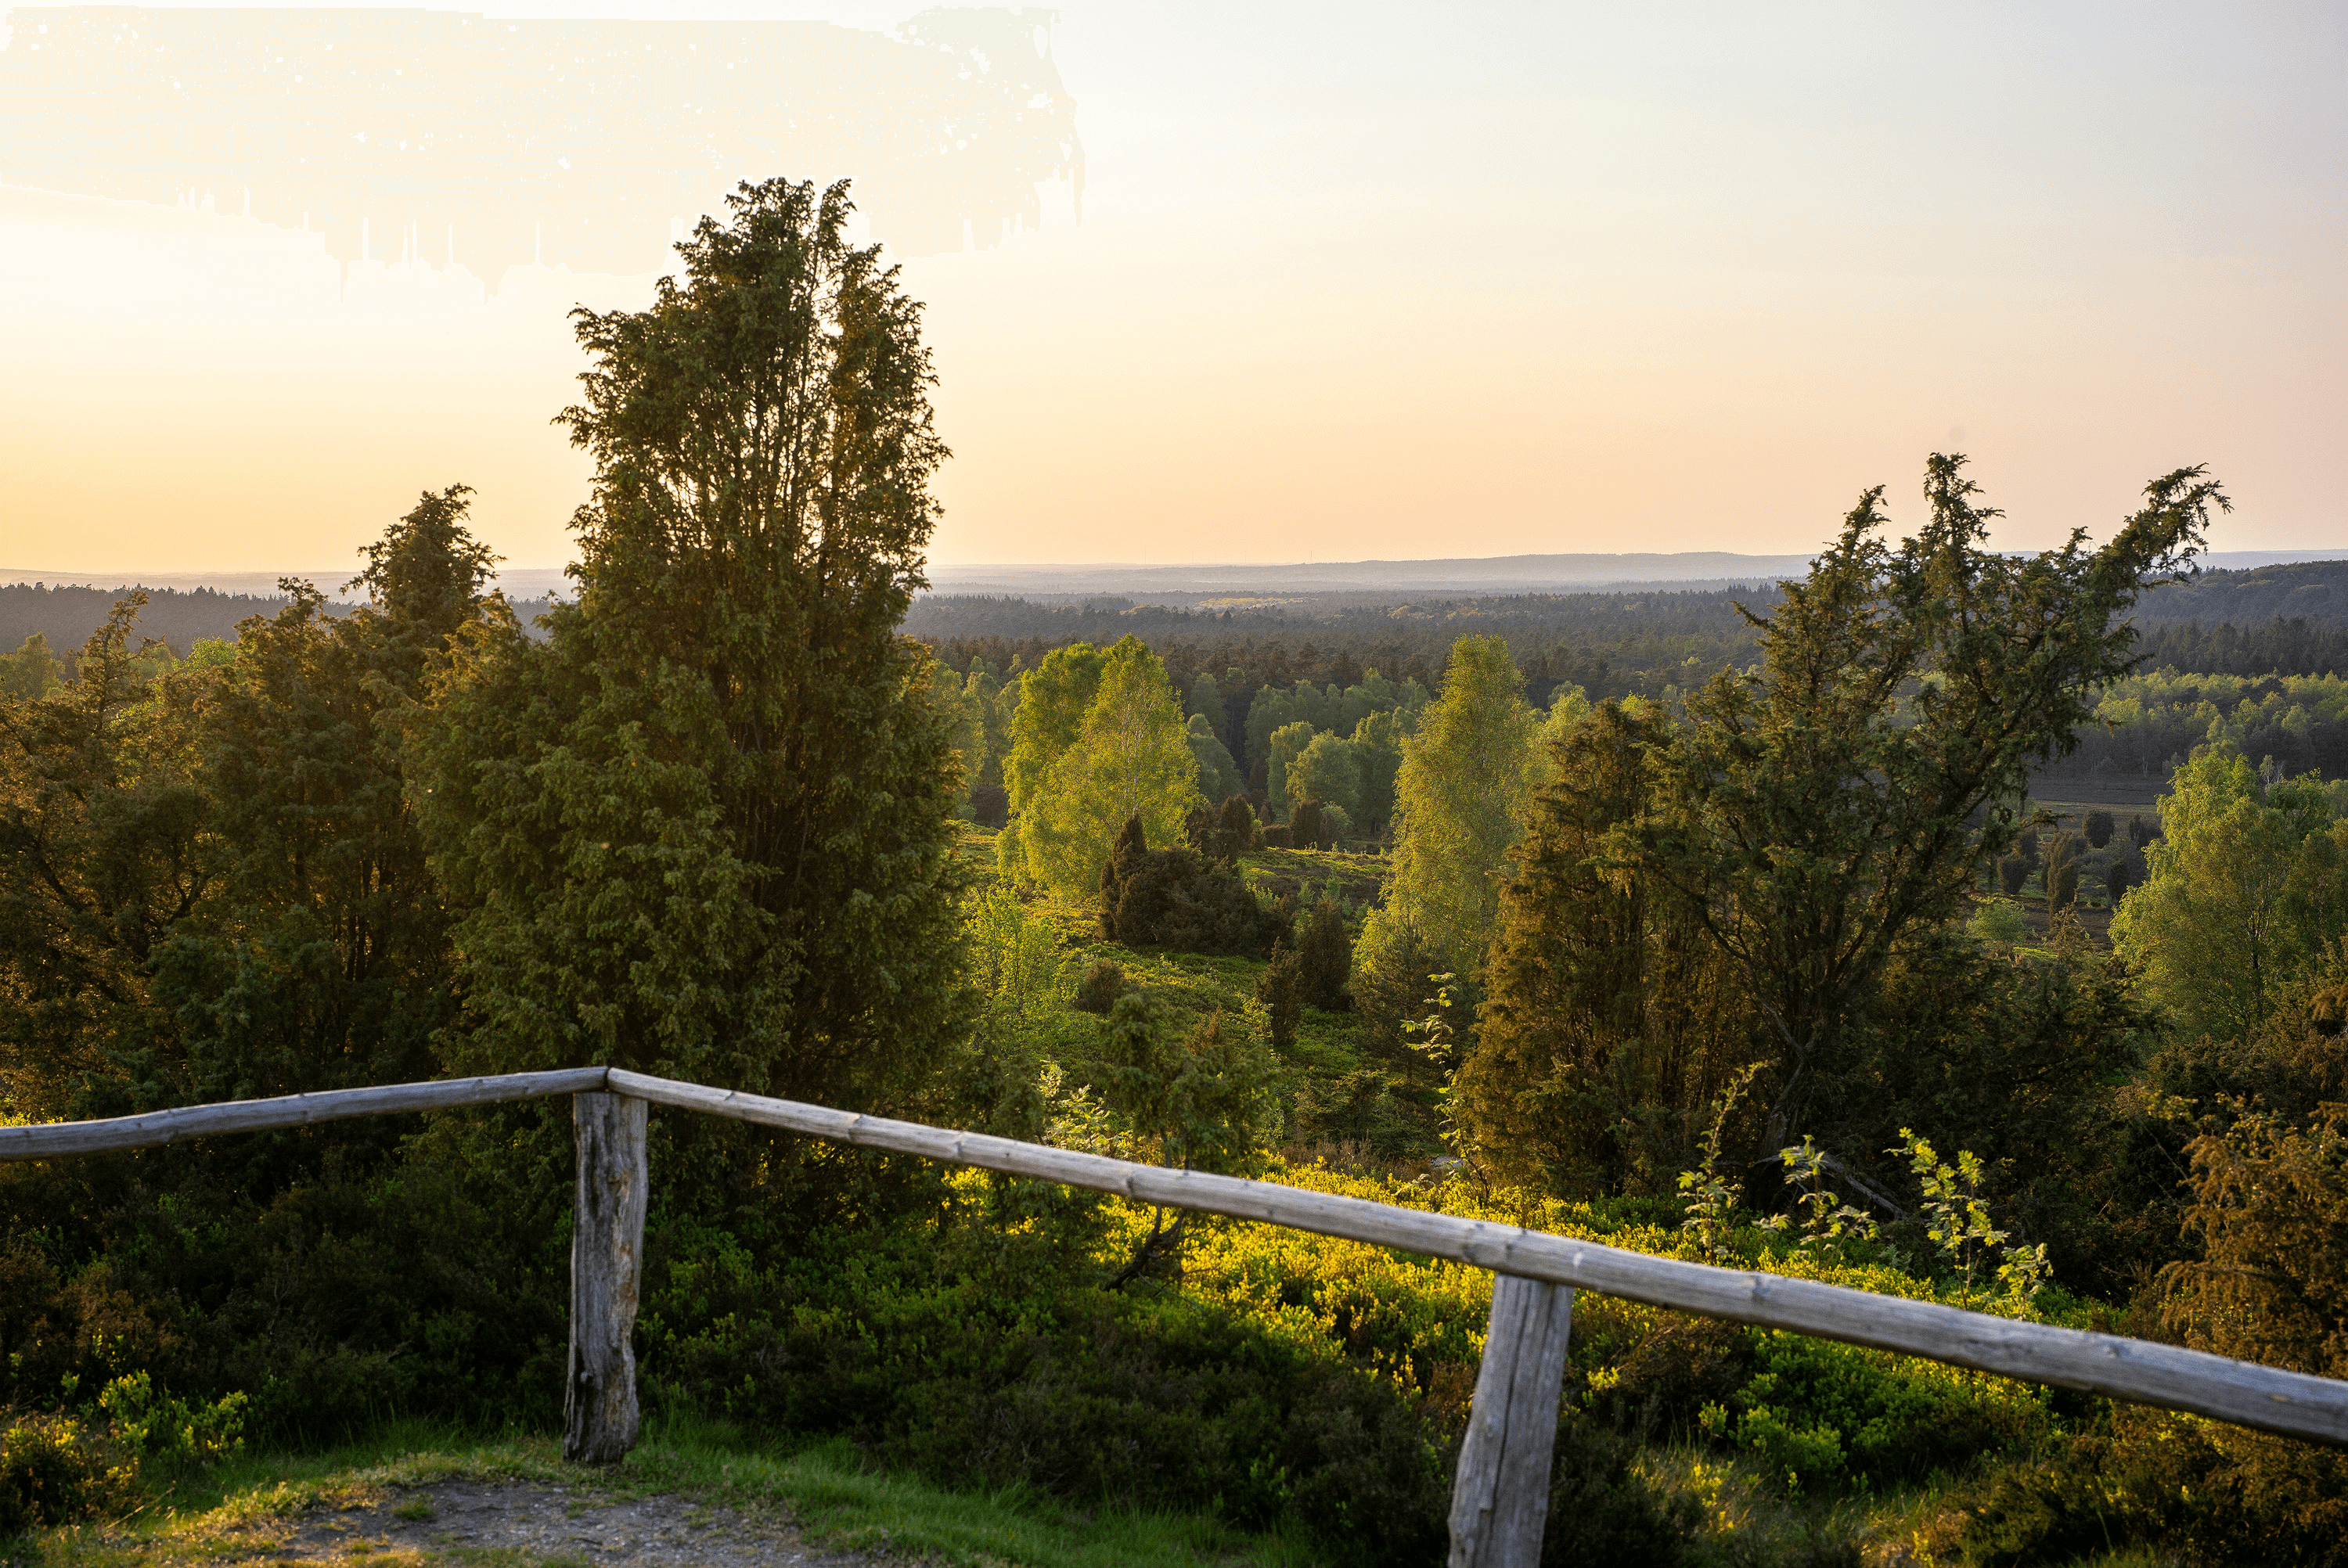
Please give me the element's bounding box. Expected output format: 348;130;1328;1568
1460;701;1754;1196
169;488;497;1111
1208;793;1260;861
0;595;212;1123
1622;457;2227;1153
1295;897;1353;1012
409;178;965;1113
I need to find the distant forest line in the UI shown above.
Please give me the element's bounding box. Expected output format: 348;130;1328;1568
0;581;560;666
12;564;2348;772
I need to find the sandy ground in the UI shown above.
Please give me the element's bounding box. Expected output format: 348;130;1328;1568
267;1480;909;1566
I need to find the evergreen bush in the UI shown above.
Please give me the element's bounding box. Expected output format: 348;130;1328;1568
1296;897;1353;1012
1208;794;1260;861
1097;815;1285;955
1073;959;1131;1016
1256;941;1303;1048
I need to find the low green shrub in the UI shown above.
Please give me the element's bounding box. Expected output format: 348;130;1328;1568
1707;1330;2054;1494
1541;1414;1706;1566
95;1371;247;1476
0;1411;135;1537
640;1219;1453;1564
1957;1406;2348;1566
0;1370;250;1540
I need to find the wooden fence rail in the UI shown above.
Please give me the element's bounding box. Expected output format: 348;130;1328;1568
7;1067;2346;1567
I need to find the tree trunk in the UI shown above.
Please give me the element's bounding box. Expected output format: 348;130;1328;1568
566;1091;647;1466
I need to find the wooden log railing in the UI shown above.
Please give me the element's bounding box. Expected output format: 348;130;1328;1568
6;1066;2346;1568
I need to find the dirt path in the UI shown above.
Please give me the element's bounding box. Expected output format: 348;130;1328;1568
261;1480;909;1566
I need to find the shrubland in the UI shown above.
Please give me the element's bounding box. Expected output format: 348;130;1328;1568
6;181;2347;1566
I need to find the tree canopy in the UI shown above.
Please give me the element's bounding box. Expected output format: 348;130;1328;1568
1002;635;1201;896
409;177;966;1111
1622;456;2228;1148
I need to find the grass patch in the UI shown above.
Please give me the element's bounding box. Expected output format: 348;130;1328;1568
622;1415;1310;1566
4;1412;1311;1568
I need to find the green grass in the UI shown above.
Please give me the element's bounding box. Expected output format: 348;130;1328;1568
618;1412;1309;1566
10;1413;1312;1567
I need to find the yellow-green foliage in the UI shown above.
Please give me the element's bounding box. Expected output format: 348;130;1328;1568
1101;1160;2066;1494
0;1412;136;1536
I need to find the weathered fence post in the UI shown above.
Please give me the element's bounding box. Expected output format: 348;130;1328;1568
566;1091;646;1466
1449;1273;1575;1568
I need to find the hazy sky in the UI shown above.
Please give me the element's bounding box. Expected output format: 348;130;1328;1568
2;1;2342;573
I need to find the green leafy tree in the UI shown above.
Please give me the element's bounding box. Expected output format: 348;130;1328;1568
1355;635;1541;990
1186;712;1244;805
1623;457;2226;1151
999;642;1106;879
928;663;991;821
1349;708;1408;838
1086;993;1276;1285
409;177;966;1113
2083;809;2115;849
1017;635;1201;896
1266;720;1317;820
0;634;65;701
1288;730;1362;820
2111;743;2348;1043
957;883;1075;1142
1186;670;1231;751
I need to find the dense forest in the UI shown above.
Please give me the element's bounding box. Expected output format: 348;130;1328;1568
6;182;2348;1566
0;582;562;689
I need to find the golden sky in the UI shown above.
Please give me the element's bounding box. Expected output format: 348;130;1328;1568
2;1;2343;574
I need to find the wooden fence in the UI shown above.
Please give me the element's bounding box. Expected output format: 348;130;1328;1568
6;1067;2346;1567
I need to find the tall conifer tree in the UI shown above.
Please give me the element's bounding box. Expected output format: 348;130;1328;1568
410;178;964;1109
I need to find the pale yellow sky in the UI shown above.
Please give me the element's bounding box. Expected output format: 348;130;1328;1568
2;2;2343;574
